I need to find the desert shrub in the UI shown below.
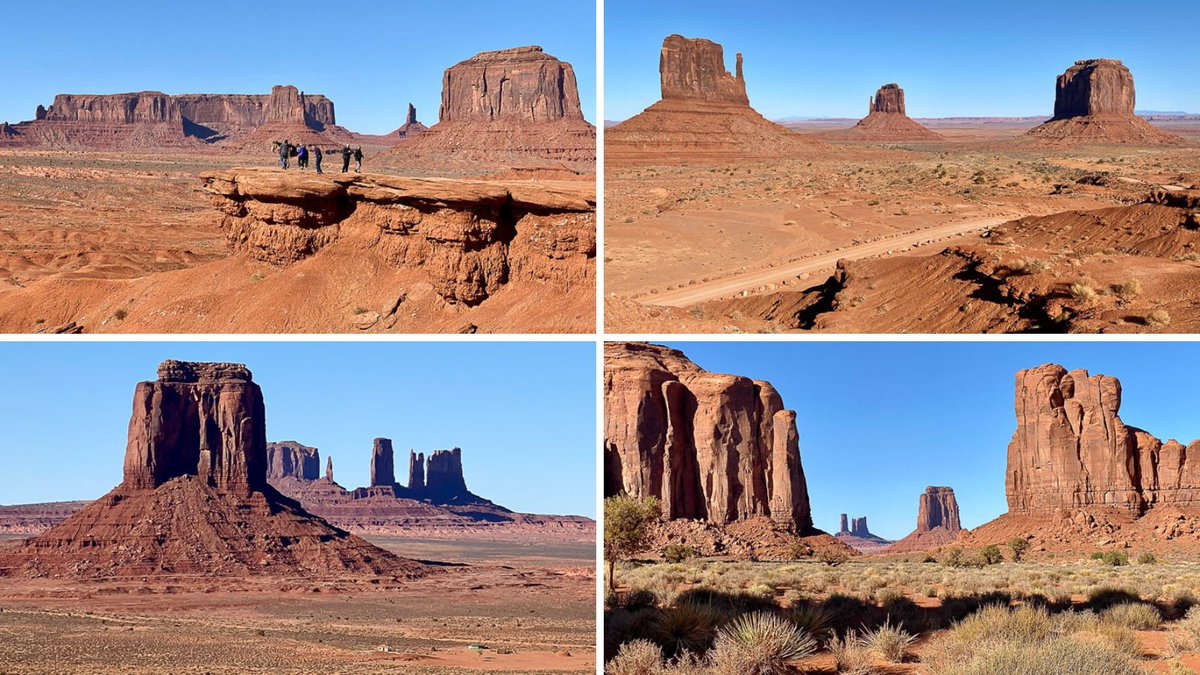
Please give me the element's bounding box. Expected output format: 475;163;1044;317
709;611;817;675
1180;605;1200;645
862;617;917;663
663;545;698;564
1102;602;1161;630
786;603;833;643
1167;629;1193;656
1136;552;1157;565
818;547;851;566
1007;538;1029;562
924;636;1144;675
606;639;663;675
950;604;1054;645
874;586;905;606
940;548;966;568
113;308;128;321
787;541;810;560
1112;279;1141;301
1168;661;1199;675
1095;624;1140;656
1097;551;1130;567
828;631;873;674
1147;308;1172;326
979;545;1004;566
605;495;661;590
650;602;720;659
1070;282;1098;305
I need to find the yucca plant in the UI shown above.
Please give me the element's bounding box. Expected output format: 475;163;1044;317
862;617;917;663
650;601;720;658
709;611;817;675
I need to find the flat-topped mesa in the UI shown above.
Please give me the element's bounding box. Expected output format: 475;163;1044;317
370;438;397;488
1053;59;1135;120
604;342;814;533
1006;364;1200;515
439;46;584;124
122;360;266;495
266;441;321;481
424;448;469;501
870;84;906;115
659;35;748;105
917;486;961;532
408;450;426;490
43;92;177;124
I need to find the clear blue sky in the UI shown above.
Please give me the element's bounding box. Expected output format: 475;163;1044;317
606;0;1198;121
0;0;596;134
664;342;1200;540
0;342;596;518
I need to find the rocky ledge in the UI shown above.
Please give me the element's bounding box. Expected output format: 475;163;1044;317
200;169;595;305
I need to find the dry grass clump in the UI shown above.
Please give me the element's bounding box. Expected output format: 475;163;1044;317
606;639;665;675
1111;278;1141;301
828;631;874;674
862;617;917;662
1101;602;1162;630
1146;308;1171;326
1069;281;1098;305
709;611;817;675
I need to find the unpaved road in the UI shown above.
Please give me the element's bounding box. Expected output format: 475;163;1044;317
636;215;1014;307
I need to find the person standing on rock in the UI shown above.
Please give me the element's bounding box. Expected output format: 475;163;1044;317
313;146;323;174
341;145;352;173
278;140;290;170
353;146;363;173
297;144;308;171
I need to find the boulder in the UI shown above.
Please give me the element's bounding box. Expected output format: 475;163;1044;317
603;342;813;533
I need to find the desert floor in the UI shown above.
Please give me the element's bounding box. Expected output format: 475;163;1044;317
606;556;1200;673
604;123;1200;332
0;535;595;674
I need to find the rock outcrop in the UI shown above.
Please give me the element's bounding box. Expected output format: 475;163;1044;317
1004;364;1200;513
0;85;349;150
604;342;813;533
325;456;334;482
607;35;820;165
395;46;595;170
408;450;426;490
0;360;423;579
833;513;892;553
1026;60;1182;145
200;169;595;308
834;83;943;141
370;438;396;487
267;441;321;481
887;486;964;553
395;103;428;137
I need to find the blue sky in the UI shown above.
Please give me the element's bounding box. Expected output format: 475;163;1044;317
0;1;596;134
0;342;596;518
664;342;1200;540
605;0;1199;120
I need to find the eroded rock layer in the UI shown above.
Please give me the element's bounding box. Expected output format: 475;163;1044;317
0;360;424;579
267;441;320;481
1026;60;1182;145
604;342;813;533
607;35;819;165
200;169;596;307
397;46;595;169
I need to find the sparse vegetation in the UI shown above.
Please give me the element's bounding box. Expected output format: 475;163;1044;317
112;308;128;321
862;617;916;663
1147;308;1172;326
604;495;661;591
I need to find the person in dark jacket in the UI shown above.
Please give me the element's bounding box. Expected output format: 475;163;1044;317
353;146;363;173
278;140;290;170
314;146;323;174
297;144;308;170
341;145;352;173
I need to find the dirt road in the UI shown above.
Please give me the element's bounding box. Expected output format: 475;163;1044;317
636;215;1013;307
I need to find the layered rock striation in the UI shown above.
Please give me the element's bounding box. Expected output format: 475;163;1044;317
200;168;595;307
0;361;423;579
396;46;595;169
1026;60;1182;144
607;35;819;165
604;342;813;533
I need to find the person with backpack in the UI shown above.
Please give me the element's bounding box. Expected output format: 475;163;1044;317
341;145;352;173
353;146;363;173
278;140;290;170
314;146;323;174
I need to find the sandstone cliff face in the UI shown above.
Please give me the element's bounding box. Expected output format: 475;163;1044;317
659;35;748;104
604;342;813;532
1053;59;1135;119
439;46;583;124
917;486;961;532
200;169;595;307
870;83;906;115
425;448;469;502
408;450;426;489
267;441;320;481
1007;364;1200;514
122;360;267;496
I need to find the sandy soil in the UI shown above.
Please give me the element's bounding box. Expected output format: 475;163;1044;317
604;125;1200;332
0;538;595;674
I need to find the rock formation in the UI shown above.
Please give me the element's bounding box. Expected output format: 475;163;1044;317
839;513;849;533
607;35;820;165
0;85;351;150
0;361;423;579
835;83;943;141
267;441;321;481
395;46;595;169
325;456;334;482
200;169;595;308
918;486;961;532
833;512;892;553
371;438;396;487
1026;60;1182;145
604;342;813;533
408;450;426;490
395;103;428;137
850;516;869;537
887;486;964;553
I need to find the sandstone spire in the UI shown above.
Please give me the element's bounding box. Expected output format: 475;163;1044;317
370;438;396;488
325;456;334;482
916;486;961;532
408;450;426;490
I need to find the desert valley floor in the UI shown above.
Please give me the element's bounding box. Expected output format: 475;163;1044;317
605;121;1200;333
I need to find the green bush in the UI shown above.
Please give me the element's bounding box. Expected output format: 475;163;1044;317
663;545;698;564
1137;552;1158;565
1007;538;1029;562
979;545;1003;565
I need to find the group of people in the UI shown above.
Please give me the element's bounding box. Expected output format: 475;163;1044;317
276;141;363;174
